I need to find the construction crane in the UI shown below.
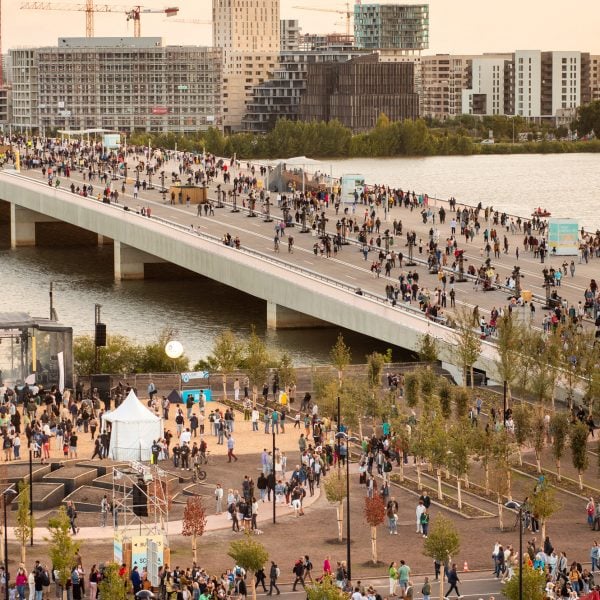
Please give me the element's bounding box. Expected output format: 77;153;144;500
20;1;179;37
292;2;354;37
165;17;211;24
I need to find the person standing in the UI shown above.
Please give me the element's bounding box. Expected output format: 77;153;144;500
398;560;411;596
88;565;99;600
100;495;110;527
227;434;238;462
268;562;280;595
215;483;224;514
234;378;240;402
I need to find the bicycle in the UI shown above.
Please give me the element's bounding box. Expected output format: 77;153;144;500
192;463;207;483
199;450;214;466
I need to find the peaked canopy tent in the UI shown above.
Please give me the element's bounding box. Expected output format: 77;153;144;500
102;390;163;461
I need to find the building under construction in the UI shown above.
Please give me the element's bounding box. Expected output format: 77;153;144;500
10;37;222;133
299;54;419;132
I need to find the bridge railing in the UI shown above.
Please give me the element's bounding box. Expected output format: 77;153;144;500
5;170;456;334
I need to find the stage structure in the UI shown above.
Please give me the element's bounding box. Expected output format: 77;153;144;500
112;461;171;570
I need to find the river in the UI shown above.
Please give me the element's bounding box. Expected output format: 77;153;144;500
0;246;408;365
1;153;598;364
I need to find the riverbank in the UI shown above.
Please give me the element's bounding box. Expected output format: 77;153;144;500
128;118;600;160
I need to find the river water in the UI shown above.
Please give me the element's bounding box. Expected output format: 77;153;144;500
1;153;598;364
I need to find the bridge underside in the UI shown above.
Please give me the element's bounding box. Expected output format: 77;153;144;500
0;200;330;330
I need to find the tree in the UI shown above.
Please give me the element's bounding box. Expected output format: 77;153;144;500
244;326;271;404
73;334;143;376
528;483;560;541
97;563;127;600
418;333;439;365
423;413;448;500
511;404;532;466
550;413;570;481
423;515;461;600
575;100;600;137
364;495;386;564
472;426;494;494
447;423;471;509
503;562;546;600
438;378;452;419
404;372;419;408
307;576;348;600
182;497;208;564
570;422;589;491
494;315;521;403
454;308;481;388
14;482;33;564
453;387;469;420
323;470;347;543
277;352;297;393
330;333;351;385
208;329;244;400
46;507;81;597
530;411;547;474
227;533;270;600
366;351;386;389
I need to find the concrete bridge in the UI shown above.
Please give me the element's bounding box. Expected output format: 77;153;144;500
0;168;500;382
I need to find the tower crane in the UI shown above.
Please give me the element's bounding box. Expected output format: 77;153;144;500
19;1;178;37
165;17;211;25
292;2;354;37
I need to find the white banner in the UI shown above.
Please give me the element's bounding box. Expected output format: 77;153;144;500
57;351;65;393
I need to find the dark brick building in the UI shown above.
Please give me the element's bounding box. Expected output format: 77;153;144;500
299;54;419;132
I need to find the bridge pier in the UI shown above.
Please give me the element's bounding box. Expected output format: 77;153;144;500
10;204;57;248
266;301;331;330
113;240;166;280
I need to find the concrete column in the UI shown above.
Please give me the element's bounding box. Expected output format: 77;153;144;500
10;204;37;247
114;240;166;281
266;301;330;330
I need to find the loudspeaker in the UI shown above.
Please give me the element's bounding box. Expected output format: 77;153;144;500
132;480;148;517
95;323;107;347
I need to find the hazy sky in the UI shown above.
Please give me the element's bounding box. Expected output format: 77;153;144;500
4;0;600;55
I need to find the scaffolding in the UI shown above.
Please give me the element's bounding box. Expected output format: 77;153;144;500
112;461;170;538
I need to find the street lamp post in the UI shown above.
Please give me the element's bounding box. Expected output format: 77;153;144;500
264;196;273;223
1;487;17;600
272;427;276;524
29;449;34;546
334;430;358;583
505;501;523;600
231;189;239;213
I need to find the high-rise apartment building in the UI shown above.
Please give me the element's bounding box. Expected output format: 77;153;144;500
243;38;366;132
421;54;472;120
213;0;280;131
514;50;589;120
591;55;600;102
10;38;222;132
280;19;301;52
461;55;513;116
354;4;429;52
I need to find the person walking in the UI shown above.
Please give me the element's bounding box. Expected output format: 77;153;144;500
445;563;461;598
267;562;280;595
227;434;238;462
292;558;305;591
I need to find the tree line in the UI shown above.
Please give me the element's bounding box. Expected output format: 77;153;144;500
125;109;600;160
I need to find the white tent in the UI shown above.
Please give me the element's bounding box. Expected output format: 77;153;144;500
102;390;163;462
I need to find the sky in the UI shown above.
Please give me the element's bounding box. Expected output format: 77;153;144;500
4;0;600;55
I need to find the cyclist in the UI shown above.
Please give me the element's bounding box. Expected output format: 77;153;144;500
199;439;208;464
